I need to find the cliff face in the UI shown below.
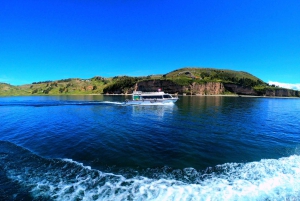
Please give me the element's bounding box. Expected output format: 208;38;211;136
136;80;225;95
223;84;258;95
188;82;225;95
137;81;299;97
265;89;299;97
104;79;299;97
224;83;300;97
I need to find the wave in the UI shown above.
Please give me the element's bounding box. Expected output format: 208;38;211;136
1;141;300;200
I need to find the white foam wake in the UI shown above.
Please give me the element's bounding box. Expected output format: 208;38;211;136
99;101;124;105
5;155;300;201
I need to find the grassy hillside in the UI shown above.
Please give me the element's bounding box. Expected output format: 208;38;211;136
0;67;296;96
26;77;112;95
0;83;31;96
164;67;267;86
29;77;102;95
0;77;112;96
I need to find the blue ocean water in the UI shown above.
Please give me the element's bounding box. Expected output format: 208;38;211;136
0;95;300;200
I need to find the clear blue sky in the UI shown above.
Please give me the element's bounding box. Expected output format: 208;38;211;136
1;0;299;87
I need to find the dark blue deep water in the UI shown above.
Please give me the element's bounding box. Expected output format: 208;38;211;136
1;95;300;200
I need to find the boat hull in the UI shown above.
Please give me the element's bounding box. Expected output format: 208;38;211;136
125;98;178;105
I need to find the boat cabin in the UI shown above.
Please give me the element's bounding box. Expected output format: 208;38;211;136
132;91;173;100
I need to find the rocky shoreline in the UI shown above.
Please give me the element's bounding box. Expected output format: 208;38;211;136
103;93;299;98
104;80;300;98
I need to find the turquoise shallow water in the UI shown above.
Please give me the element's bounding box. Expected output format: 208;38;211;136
0;95;300;200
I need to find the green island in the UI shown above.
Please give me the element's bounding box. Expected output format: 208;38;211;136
0;67;299;97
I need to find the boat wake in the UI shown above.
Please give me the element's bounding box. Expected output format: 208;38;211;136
1;141;300;200
0;100;124;107
0;100;175;107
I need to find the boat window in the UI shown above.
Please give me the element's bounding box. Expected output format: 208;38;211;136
133;95;140;100
163;95;172;98
142;96;162;99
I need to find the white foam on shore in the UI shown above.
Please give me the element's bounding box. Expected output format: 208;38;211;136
5;155;300;201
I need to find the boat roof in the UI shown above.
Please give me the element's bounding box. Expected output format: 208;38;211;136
133;91;165;95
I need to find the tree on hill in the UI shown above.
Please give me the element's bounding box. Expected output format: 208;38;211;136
103;76;141;94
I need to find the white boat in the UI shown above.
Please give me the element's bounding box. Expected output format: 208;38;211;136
125;91;178;105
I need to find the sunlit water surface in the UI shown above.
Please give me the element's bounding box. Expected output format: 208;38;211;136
0;95;300;200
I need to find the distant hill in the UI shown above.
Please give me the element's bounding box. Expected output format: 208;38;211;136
164;67;266;86
0;77;109;96
0;82;31;96
102;67;268;94
0;67;299;97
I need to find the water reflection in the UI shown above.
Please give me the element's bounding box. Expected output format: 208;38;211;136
130;104;177;118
